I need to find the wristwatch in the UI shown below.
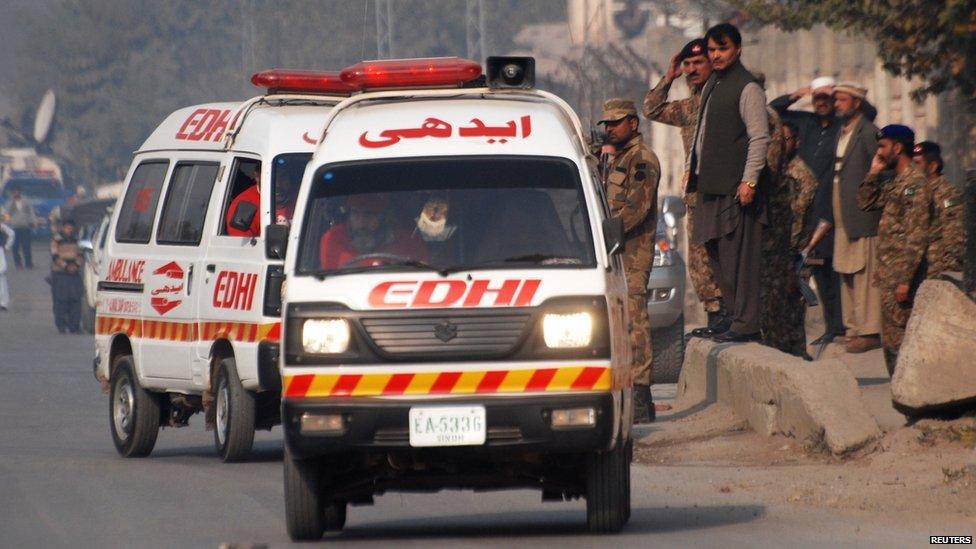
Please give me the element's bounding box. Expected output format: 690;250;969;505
744;181;757;189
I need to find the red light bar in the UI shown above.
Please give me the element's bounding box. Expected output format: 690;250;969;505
250;69;356;95
340;57;482;90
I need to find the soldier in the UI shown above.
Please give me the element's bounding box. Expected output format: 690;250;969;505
643;38;728;337
783;122;820;253
598;98;662;424
858;125;932;375
912;141;965;278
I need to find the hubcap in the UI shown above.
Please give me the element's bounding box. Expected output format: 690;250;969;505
113;378;135;441
216;376;229;446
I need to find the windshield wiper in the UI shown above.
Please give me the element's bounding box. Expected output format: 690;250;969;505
439;253;577;275
312;259;447;280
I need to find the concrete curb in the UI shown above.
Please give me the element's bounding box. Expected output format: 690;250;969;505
675;339;881;455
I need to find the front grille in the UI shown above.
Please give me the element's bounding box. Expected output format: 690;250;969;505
360;309;532;358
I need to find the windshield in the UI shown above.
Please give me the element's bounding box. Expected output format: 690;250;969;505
295;156;595;276
5;178;64;200
272;152;310;226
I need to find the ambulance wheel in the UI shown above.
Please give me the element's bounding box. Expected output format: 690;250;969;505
585;438;631;533
213;358;255;462
109;356;160;458
284;449;325;541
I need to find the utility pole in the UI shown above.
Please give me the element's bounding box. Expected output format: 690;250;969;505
465;0;486;62
375;0;394;59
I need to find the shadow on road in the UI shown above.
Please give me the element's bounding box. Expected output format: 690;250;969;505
148;440;283;462
330;504;766;541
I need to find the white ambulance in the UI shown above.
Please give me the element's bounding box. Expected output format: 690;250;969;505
94;70;354;461
277;57;634;539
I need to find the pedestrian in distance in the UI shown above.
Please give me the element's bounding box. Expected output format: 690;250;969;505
597;97;662;424
685;23;771;343
912;141;965;279
0;217;14;311
0;187;38;269
857;125;931;375
50;218;84;333
643;38;729;337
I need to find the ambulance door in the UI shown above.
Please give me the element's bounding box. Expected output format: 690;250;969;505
201;155;267;388
139;158;221;385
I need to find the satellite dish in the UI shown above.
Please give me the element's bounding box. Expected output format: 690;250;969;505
33;90;56;145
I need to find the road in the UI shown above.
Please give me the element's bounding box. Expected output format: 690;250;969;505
0;245;943;548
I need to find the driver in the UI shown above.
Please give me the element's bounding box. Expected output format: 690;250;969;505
319;194;428;269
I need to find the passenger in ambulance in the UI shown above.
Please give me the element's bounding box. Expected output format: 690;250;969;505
225;169;261;237
319;194;428;270
273;174;298;226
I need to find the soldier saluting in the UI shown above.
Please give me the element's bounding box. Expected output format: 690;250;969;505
858;125;931;375
597;98;661;424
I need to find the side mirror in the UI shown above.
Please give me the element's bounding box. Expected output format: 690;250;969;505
602;216;624;257
265;224;289;260
230;201;258;232
78;239;94;253
661;195;686;221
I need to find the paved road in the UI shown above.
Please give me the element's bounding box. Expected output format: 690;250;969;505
0;245;938;548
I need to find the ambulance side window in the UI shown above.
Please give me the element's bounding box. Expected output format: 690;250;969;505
156;162;220;245
219;158;262;236
115;161;169;244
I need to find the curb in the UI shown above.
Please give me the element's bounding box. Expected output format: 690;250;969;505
676;338;880;455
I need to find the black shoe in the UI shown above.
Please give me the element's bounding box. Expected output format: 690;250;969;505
633;384;654;424
687;313;732;339
712;330;760;343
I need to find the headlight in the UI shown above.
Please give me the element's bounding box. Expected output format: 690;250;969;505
302;319;350;354
543;312;592;348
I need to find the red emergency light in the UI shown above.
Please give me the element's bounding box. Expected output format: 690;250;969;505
250;69;356;95
339;57;482;90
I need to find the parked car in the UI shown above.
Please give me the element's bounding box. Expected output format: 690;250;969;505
648;196;686;383
68;198;115;334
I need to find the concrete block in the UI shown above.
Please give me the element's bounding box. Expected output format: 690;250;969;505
675;338;880;455
892;280;976;411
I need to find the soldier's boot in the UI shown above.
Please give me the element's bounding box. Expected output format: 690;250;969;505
633;384;655;424
687;305;732;338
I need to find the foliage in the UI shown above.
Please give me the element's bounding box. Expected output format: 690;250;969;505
730;0;976;101
9;0;564;182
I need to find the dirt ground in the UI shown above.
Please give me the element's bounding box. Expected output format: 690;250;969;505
634;403;976;525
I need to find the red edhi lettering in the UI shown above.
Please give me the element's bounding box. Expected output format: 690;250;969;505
368;279;541;308
212;271;259;311
176;109;232;142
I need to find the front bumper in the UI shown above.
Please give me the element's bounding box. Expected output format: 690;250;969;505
647;258;685;327
283;392;615;459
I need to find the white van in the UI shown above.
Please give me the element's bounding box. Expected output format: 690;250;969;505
276;57;634;539
94;71;353;461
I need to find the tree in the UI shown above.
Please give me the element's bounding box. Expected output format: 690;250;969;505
729;0;976;102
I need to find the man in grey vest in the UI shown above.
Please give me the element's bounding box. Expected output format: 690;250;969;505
685;23;771;343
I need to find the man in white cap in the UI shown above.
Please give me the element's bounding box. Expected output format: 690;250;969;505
770;77;878;346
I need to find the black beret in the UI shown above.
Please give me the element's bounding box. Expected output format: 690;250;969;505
678;39;707;62
912;141;940;157
876;124;915;148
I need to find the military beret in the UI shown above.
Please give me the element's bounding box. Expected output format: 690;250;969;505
912;140;941;157
678;39;707;62
876;124;915;148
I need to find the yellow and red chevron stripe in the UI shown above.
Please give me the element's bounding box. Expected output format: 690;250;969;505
283;365;611;399
96;315;281;343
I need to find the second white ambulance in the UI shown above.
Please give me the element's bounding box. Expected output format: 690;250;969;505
95;71;353;461
278;57;634;538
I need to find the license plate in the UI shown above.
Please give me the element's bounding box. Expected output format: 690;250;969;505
408;405;486;447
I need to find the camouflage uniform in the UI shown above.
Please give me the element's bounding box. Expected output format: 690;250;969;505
925;175;965;278
642;78;722;313
786;156;819;251
759;109;807;356
603;131;662;387
858;165;932;365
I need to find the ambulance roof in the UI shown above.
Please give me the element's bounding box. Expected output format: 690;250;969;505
138;97;342;156
311;89;586;167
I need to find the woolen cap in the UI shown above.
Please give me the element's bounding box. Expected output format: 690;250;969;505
599;98;638;124
833;82;867;100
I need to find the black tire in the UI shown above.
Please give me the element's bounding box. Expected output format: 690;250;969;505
213;358;255;462
586;438;631;533
651;313;685;383
109;356;160;458
324;501;348;532
284;449;325;541
80;298;95;334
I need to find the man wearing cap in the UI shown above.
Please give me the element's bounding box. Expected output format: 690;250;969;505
686;23;770;343
772;78;878;345
643;38;728;337
319;194;428;270
858;125;931;374
912;141;965;278
598;97;661;424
